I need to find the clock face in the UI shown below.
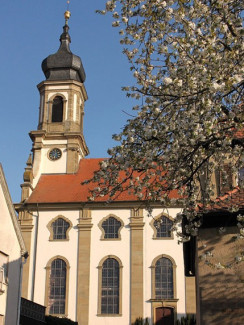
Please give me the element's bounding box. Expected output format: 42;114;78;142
48;148;62;161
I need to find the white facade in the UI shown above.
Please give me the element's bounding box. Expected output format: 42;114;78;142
0;165;26;325
24;206;186;324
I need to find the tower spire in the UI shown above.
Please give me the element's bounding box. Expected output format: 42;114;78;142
65;0;71;24
41;0;86;83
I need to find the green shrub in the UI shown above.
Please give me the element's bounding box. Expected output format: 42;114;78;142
45;315;78;325
132;317;149;325
176;314;196;325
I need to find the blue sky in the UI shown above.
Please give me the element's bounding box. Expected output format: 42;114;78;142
0;0;135;202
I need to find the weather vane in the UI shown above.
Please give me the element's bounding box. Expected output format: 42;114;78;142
64;0;71;25
66;0;70;10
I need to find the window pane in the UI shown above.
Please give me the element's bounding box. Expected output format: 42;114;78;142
101;258;119;314
155;257;173;299
52;218;69;240
49;259;66;315
154;216;173;238
102;217;121;239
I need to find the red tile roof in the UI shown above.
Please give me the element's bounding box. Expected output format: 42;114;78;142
235;129;244;138
198;187;244;212
27;158;179;204
213;187;244;210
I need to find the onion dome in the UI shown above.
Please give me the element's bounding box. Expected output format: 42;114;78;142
41;11;86;83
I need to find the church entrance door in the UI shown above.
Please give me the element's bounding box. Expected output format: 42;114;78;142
155;307;174;325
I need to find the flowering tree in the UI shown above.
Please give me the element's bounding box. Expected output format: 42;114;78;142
89;0;244;241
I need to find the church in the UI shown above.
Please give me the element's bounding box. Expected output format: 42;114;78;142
15;11;195;325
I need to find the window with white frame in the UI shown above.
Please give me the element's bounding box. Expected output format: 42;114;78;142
0;252;8;293
0;267;4;292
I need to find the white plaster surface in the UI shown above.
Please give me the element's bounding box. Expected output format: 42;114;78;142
89;209;131;325
33;210;79;319
47;86;70;90
30;207;186;324
73;94;77;121
144;208;186;321
0;184;22;325
32;142;68;188
47;92;68;101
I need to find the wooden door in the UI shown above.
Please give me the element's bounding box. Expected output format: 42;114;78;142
155;307;174;325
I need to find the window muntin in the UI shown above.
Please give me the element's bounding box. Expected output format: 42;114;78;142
52;218;70;240
102;217;121;239
101;258;120;314
52;96;63;122
154;216;173;238
155;257;173;299
49;259;66;315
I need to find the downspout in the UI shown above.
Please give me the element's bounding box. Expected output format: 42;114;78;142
17;252;29;325
31;204;39;301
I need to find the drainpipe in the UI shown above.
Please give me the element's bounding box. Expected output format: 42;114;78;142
30;204;39;302
17;252;29;325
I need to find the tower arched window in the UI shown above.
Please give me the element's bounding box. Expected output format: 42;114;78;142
99;257;121;315
155;257;174;299
154;216;173;238
52;218;70;240
102;217;121;239
49;258;67;315
52;96;63;122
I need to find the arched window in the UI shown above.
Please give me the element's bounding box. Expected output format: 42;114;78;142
47;216;72;241
154;216;173;238
155;257;174;299
49;258;67;315
52;218;70;240
102;217;121;239
99;258;121;315
52;96;63;122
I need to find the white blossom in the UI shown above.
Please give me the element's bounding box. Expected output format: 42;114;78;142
163;77;173;85
92;0;244;245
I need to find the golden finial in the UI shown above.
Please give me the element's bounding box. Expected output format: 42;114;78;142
64;1;71;24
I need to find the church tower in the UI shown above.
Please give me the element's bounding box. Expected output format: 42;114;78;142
27;11;88;194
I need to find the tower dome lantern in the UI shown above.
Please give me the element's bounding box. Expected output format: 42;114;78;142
41;13;86;83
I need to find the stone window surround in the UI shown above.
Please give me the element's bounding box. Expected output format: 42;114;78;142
150;213;174;240
47;215;73;241
47;93;67;124
150;254;178;323
97;255;123;317
44;256;70;317
98;214;124;241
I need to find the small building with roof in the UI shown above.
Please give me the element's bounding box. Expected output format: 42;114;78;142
0;164;27;325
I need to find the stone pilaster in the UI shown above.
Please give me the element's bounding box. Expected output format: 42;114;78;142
77;209;93;325
18;211;34;299
130;208;144;323
185;276;196;315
